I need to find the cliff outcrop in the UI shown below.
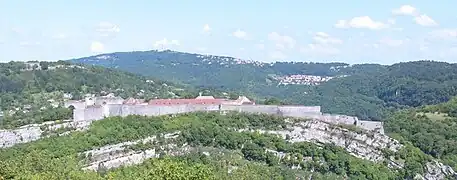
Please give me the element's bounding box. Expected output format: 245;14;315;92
74;118;455;179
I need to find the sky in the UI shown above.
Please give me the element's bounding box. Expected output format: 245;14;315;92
1;0;456;64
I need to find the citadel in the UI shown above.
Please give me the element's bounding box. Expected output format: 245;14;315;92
65;94;384;134
1;94;384;149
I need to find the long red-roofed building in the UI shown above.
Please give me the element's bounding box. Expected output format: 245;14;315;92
148;98;224;105
147;95;255;106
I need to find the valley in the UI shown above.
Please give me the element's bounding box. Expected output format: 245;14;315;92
3;1;456;179
0;52;457;179
71;50;457;121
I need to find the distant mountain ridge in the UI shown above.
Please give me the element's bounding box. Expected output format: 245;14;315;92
69;50;457;120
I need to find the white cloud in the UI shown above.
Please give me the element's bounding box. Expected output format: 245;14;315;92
268;32;296;49
430;29;457;39
392;5;438;27
255;43;265;50
334;16;388;30
302;32;342;56
392;5;417;16
300;44;340;55
387;18;396;25
232;29;248;39
96;22;120;37
97;22;120;33
203;24;211;33
379;37;404;47
269;51;287;60
315;32;329;37
414;14;438;26
90;41;105;52
153;38;180;49
313;32;343;45
275;44;285;50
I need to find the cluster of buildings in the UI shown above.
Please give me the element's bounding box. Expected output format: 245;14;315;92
198;54;265;67
64;93;383;134
274;74;335;86
69;93;255;108
22;62;84;71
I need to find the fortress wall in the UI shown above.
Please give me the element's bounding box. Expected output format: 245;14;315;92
95;99;124;106
221;105;323;118
317;114;358;125
121;105;158;116
73;108;86;121
105;104;154;117
81;106;104;121
358;120;384;134
65;101;86;109
106;104;123;117
221;105;280;115
278;106;322;117
72;103;384;134
106;104;220;118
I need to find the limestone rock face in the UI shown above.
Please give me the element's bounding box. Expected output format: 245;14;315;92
80;132;183;171
422;161;457;180
248;120;401;163
2;115;457;179
0;120;94;148
0;126;41;148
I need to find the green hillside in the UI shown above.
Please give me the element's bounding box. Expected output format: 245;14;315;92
70;50;457;120
0;112;433;179
0;61;225;128
385;96;457;170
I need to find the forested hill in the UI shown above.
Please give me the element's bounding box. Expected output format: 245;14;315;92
0;61;221;128
70;50;457;120
385;96;457;170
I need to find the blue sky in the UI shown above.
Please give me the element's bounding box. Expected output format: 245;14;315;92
1;0;456;64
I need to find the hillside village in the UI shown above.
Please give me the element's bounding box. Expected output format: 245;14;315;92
272;74;336;85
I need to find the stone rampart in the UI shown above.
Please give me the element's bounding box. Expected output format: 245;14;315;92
106;104;220;117
0;103;384;149
73;106;104;122
358;120;384;134
72;103;384;134
277;106;322;117
220;105;322;117
220;105;281;115
64;101;86;109
94;98;124;106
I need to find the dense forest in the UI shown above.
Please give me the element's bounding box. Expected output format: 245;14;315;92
0;112;439;179
0;61;229;128
71;50;457;120
385;96;457;170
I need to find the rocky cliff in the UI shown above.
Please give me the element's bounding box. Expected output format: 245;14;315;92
74;117;455;179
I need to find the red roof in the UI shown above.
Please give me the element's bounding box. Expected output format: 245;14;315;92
148;98;224;105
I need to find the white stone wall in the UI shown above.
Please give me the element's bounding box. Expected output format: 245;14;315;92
73;104;383;133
